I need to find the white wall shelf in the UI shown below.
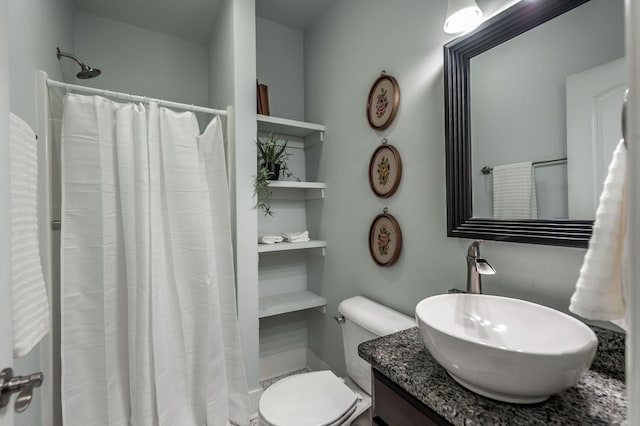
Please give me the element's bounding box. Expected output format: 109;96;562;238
259;290;327;318
257;114;325;142
258;240;327;255
256;108;326;388
268;181;326;200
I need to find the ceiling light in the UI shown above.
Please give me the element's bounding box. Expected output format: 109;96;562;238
444;0;483;34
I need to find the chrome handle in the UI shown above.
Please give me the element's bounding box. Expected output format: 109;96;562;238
0;368;44;413
333;315;345;324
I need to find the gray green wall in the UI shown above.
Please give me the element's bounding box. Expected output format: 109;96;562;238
7;0;74;425
8;0;74;127
303;0;597;375
209;0;234;111
0;2;12;426
208;0;260;398
74;11;209;109
256;17;304;121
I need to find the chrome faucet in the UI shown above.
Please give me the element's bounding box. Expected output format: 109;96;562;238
466;240;496;294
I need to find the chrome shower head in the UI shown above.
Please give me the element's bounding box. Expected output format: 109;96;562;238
76;66;101;79
56;47;101;79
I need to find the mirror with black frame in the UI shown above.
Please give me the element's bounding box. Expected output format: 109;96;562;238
444;0;625;247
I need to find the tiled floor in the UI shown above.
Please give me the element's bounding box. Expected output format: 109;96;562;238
259;368;310;390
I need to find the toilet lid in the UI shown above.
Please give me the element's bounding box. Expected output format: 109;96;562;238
259;370;358;426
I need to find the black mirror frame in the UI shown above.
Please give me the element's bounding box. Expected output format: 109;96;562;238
444;0;593;248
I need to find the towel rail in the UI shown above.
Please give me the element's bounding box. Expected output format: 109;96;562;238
481;157;567;175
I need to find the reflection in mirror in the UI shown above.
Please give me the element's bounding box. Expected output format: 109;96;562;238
442;0;627;247
470;0;624;221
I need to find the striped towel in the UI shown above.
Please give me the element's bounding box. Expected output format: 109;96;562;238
283;231;310;243
259;234;284;244
10;113;50;358
493;162;538;219
570;140;627;330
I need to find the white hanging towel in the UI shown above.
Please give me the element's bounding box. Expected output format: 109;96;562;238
570;140;627;330
493;162;538;219
283;230;310;243
258;234;284;244
9;112;50;358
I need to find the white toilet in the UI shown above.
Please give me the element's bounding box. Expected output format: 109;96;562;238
258;296;415;426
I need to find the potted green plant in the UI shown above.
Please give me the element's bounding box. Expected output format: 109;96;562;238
254;133;293;216
256;133;289;181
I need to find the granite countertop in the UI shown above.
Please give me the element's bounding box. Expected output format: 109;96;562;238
359;326;627;425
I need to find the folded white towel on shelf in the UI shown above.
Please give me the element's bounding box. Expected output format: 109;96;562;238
10;112;50;358
569;139;627;330
493;162;538;219
258;234;284;244
283;231;310;243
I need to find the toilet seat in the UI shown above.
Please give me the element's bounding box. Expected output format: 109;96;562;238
259;370;359;426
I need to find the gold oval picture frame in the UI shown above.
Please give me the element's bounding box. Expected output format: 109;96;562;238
369;143;402;198
369;212;402;267
366;74;400;130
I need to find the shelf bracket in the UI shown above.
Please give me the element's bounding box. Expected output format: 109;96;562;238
308;247;326;257
304;131;323;149
314;305;327;315
304;188;325;200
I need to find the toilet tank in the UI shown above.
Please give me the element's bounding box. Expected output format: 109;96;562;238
337;296;415;395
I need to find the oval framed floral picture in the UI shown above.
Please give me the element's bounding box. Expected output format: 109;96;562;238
369;213;402;267
366;74;400;130
369;144;402;198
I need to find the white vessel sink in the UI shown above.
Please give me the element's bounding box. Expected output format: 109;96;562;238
415;294;597;404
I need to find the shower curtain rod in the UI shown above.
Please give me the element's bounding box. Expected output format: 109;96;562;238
46;79;227;116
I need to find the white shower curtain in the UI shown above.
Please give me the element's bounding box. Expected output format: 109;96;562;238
60;94;248;426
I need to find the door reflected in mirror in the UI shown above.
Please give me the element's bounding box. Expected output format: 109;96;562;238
470;0;625;221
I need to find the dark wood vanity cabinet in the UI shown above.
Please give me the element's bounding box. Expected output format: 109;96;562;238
371;369;451;426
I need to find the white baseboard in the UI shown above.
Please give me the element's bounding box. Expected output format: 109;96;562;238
248;387;263;420
306;348;333;372
259;346;307;380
